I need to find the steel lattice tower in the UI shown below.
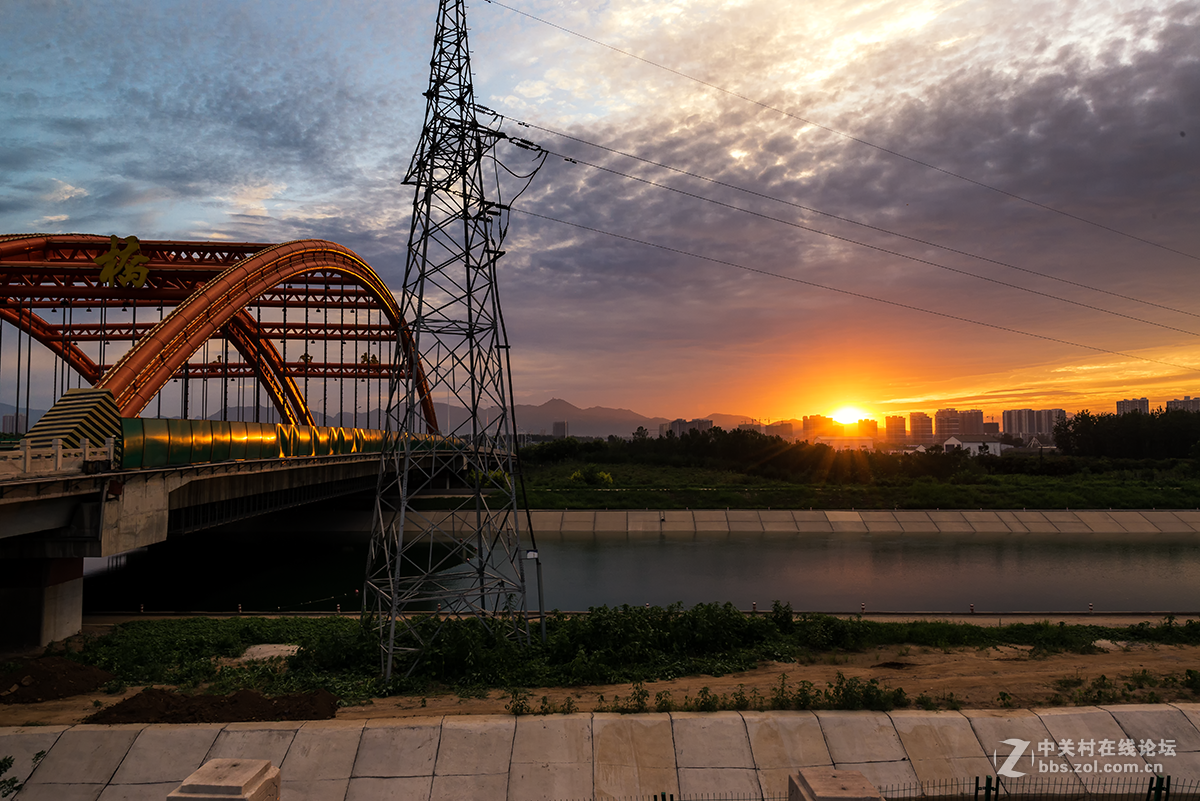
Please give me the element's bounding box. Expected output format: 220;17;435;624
363;0;544;679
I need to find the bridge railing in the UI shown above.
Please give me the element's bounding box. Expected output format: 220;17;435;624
0;437;116;478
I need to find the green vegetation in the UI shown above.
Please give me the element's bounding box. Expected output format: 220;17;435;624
0;752;44;798
516;426;1200;509
64;606;1200;709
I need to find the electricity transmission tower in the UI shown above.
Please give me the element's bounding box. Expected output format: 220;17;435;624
363;0;547;680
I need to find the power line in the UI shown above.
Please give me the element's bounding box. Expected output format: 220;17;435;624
483;0;1198;262
511;206;1198;375
523;139;1200;339
509;116;1200;322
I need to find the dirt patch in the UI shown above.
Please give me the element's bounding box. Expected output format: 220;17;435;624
0;657;115;704
85;687;338;724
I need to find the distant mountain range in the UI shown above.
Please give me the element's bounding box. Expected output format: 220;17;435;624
2;397;786;440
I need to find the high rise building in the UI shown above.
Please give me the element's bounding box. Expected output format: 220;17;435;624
765;421;794;440
885;416;906;442
552;421;569;438
1002;408;1066;441
1117;398;1149;415
960;409;984;435
1167;396;1200;413
909;412;933;443
934;409;961;438
857;419;878;438
803;415;838;440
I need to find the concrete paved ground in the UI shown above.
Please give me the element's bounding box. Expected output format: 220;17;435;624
4;703;1199;800
531;509;1200;537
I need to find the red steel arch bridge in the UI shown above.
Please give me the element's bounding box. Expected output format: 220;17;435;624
0;233;437;431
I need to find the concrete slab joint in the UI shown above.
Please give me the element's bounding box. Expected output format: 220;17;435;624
168;758;280;801
790;767;884;801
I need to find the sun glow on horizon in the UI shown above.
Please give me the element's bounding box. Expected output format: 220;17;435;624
830;405;871;425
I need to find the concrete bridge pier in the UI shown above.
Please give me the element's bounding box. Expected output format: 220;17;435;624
0;556;84;648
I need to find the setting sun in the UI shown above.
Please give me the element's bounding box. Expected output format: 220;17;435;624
831;406;870;425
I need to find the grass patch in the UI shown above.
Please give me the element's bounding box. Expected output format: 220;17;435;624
63;607;1200;707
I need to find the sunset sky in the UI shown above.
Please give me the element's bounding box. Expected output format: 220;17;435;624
2;0;1198;425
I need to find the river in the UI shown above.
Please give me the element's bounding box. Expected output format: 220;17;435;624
83;527;1200;615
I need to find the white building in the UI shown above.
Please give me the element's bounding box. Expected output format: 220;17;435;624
942;434;1010;456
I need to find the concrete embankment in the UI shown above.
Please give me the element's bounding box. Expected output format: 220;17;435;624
530;508;1200;537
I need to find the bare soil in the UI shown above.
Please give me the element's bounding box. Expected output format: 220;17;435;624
0;656;114;704
84;687;338;724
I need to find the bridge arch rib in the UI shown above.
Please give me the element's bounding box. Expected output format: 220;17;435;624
95;239;437;430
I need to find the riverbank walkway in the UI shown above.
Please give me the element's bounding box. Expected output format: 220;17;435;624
531;509;1200;536
4;703;1200;800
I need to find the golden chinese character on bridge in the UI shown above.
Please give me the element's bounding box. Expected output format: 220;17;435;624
95;234;151;288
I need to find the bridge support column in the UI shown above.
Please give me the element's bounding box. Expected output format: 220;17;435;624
0;557;84;649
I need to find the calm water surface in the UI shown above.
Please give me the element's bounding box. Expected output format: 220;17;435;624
84;529;1200;614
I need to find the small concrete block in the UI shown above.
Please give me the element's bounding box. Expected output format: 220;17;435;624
964;709;1076;775
279;778;349;801
764;520;802;532
791;767;883;801
511;713;591;765
114;724;223;784
508;761;593;800
280;720;364;782
671;711;754;768
1104;704;1200;752
23;724;143;785
761;510;798;522
207;724;300;768
889;710;987;761
796;522;835;532
830;521;869;532
433;714;515;776
169;758;279;800
727;510;763;521
742;711;832;770
429;772;507;801
345;776;432;801
678;766;762;796
825;512;862;522
815;711;906;764
353;718;442;778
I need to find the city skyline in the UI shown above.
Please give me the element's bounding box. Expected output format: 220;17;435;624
1;1;1197;422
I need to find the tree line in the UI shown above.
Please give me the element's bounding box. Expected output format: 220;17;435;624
521;410;1200;484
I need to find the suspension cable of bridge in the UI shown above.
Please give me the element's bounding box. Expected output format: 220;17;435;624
481;0;1197;263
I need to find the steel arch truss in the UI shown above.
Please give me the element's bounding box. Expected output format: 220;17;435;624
0;235;436;427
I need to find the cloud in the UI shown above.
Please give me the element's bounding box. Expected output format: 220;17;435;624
44;180;88;202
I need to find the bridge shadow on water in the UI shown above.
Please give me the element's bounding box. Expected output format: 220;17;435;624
83;499;455;615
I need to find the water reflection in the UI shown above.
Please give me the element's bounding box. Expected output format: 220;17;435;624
84;529;1200;614
534;531;1200;613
